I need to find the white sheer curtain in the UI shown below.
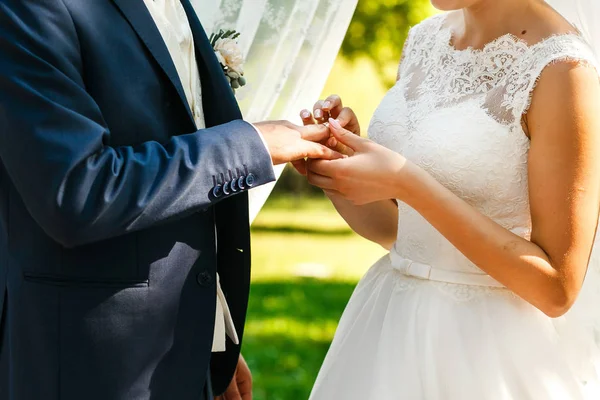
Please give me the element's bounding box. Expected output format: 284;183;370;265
547;0;600;60
191;0;358;223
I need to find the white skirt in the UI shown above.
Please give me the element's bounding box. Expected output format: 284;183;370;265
309;254;600;400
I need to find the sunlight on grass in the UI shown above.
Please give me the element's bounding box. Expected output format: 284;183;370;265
246;318;339;342
251;232;384;281
251;195;387;281
256;195;339;211
253;209;348;232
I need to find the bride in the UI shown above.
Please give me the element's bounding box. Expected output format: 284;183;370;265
300;0;600;398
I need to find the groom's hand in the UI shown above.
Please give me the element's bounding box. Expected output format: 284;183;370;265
254;120;343;175
254;120;343;166
216;354;252;400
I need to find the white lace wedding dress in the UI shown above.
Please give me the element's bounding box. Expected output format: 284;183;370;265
309;14;600;400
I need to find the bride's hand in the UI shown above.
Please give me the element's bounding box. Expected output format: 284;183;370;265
293;95;358;175
300;94;360;151
307;118;419;205
301;94;360;135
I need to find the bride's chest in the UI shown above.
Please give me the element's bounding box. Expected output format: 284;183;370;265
368;82;531;207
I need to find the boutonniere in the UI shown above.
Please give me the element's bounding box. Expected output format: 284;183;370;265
210;29;247;93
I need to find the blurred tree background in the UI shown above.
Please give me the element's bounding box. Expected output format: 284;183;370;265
245;2;436;399
340;0;434;87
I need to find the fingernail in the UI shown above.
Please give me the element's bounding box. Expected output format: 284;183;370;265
301;110;310;118
323;101;331;109
329;118;342;129
314;109;322;118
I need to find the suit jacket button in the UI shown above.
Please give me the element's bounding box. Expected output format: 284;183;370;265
230;178;238;192
212;184;222;198
245;173;256;187
223;181;231;195
237;176;246;190
196;271;213;287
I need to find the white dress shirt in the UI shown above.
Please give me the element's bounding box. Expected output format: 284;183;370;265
143;0;238;352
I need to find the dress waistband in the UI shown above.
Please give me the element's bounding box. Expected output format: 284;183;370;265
389;252;505;288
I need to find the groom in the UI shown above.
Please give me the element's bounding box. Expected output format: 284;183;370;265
0;0;338;399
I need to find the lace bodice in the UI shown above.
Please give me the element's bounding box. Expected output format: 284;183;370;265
369;14;599;299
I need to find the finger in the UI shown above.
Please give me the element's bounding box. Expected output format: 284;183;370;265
322;95;343;119
298;123;330;142
306;158;339;177
236;357;253;400
327;137;354;157
323;189;342;198
240;378;252;400
300;109;316;126
291;159;307;175
336;108;358;133
223;380;241;400
313;100;329;123
303;142;345;161
306;168;336;190
329;118;364;151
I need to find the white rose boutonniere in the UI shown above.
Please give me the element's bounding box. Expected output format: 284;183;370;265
210;30;246;93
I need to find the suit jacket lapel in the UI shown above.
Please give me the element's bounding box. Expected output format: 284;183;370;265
111;0;195;123
179;0;243;126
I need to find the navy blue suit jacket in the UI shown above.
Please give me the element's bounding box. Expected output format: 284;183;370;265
0;0;275;398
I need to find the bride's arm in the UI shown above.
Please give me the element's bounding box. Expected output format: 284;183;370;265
307;62;600;318
407;62;600;318
326;194;398;250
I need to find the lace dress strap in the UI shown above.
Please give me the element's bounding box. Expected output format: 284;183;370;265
508;34;600;122
397;14;446;79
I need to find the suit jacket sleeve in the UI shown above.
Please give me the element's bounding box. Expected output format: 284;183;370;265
0;0;275;248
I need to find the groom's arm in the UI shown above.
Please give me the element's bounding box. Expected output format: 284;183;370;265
0;0;274;247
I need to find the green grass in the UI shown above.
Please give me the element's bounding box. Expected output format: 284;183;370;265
244;280;357;400
250;195;386;282
245;194;387;399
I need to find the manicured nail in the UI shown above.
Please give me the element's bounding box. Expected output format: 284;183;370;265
314;109;322;118
329;118;342;129
323;101;331;109
301;110;310;118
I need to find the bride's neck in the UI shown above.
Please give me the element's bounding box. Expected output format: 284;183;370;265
454;0;538;49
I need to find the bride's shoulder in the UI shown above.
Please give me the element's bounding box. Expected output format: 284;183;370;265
520;7;597;72
516;5;594;62
522;4;579;47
